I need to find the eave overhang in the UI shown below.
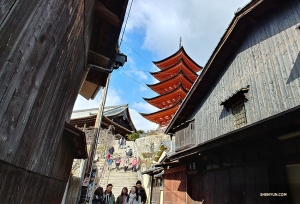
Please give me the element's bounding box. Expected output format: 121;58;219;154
150;59;198;82
80;0;129;99
143;84;187;109
140;100;182;126
153;46;202;73
147;73;193;95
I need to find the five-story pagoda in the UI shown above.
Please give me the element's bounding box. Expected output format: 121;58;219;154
140;46;202;127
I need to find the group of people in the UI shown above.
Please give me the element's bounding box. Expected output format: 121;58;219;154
106;146;138;172
92;180;147;204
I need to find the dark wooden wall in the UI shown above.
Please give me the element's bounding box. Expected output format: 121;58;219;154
187;162;290;204
174;0;300;150
0;0;94;202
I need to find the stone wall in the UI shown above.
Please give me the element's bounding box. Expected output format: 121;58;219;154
135;133;170;158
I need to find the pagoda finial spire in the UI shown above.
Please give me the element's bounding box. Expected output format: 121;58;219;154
179;37;182;49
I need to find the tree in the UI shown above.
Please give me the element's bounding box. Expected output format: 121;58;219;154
137;130;145;134
126;132;140;141
126;130;145;141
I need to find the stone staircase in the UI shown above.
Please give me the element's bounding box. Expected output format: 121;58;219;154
99;140;139;196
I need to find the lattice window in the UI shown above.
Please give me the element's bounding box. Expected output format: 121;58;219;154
231;99;247;128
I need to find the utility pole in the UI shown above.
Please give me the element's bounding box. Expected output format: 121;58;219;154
84;73;111;202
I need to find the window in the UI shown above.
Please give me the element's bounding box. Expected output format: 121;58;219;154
190;123;194;130
231;99;247;128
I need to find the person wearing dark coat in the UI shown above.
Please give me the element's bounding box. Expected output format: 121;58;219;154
109;146;115;155
92;187;105;204
135;180;147;204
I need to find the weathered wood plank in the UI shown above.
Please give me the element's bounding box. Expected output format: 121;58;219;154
94;1;120;27
0;0;95;202
0;0;17;25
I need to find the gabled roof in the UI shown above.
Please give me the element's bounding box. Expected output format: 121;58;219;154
143;84;187;109
153;46;202;73
166;0;280;133
71;104;137;132
150;59;198;82
147;72;193;95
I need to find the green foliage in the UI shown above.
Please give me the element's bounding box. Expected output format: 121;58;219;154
137;130;145;134
126;132;140;141
126;130;145;141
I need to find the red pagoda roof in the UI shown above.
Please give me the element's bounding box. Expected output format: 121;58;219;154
150;59;198;82
140;46;202;127
140;100;181;127
147;72;193;95
143;84;187;109
153;46;202;73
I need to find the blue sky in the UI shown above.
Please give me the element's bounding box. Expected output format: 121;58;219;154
74;0;250;131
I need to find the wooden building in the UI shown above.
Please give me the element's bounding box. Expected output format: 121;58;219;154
70;104;137;137
164;0;300;203
140;47;202;127
0;0;128;203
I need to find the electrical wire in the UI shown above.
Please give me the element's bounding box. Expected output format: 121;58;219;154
116;69;153;91
120;40;200;77
120;0;134;47
119;67;199;77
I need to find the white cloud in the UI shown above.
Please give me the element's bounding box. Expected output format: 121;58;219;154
132;102;159;113
124;56;148;80
129;108;158;131
139;86;148;92
73;94;101;111
73;86;124;111
105;87;124;106
126;0;250;66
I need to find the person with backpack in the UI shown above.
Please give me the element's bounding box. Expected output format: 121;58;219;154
103;184;116;204
125;186;141;204
107;153;113;171
116;187;128;204
92;187;104;204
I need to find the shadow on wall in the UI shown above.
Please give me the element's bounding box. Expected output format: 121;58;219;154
219;106;231;120
287;52;300;84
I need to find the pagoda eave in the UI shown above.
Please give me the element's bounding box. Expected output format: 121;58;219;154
153;46;202;72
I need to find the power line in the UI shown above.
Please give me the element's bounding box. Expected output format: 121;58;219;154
120;0;134;47
119;67;199;77
116;69;153;91
121;40;200;77
121;40;157;69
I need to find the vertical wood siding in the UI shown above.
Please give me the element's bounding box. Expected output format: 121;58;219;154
175;122;194;150
192;1;300;146
0;0;94;202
